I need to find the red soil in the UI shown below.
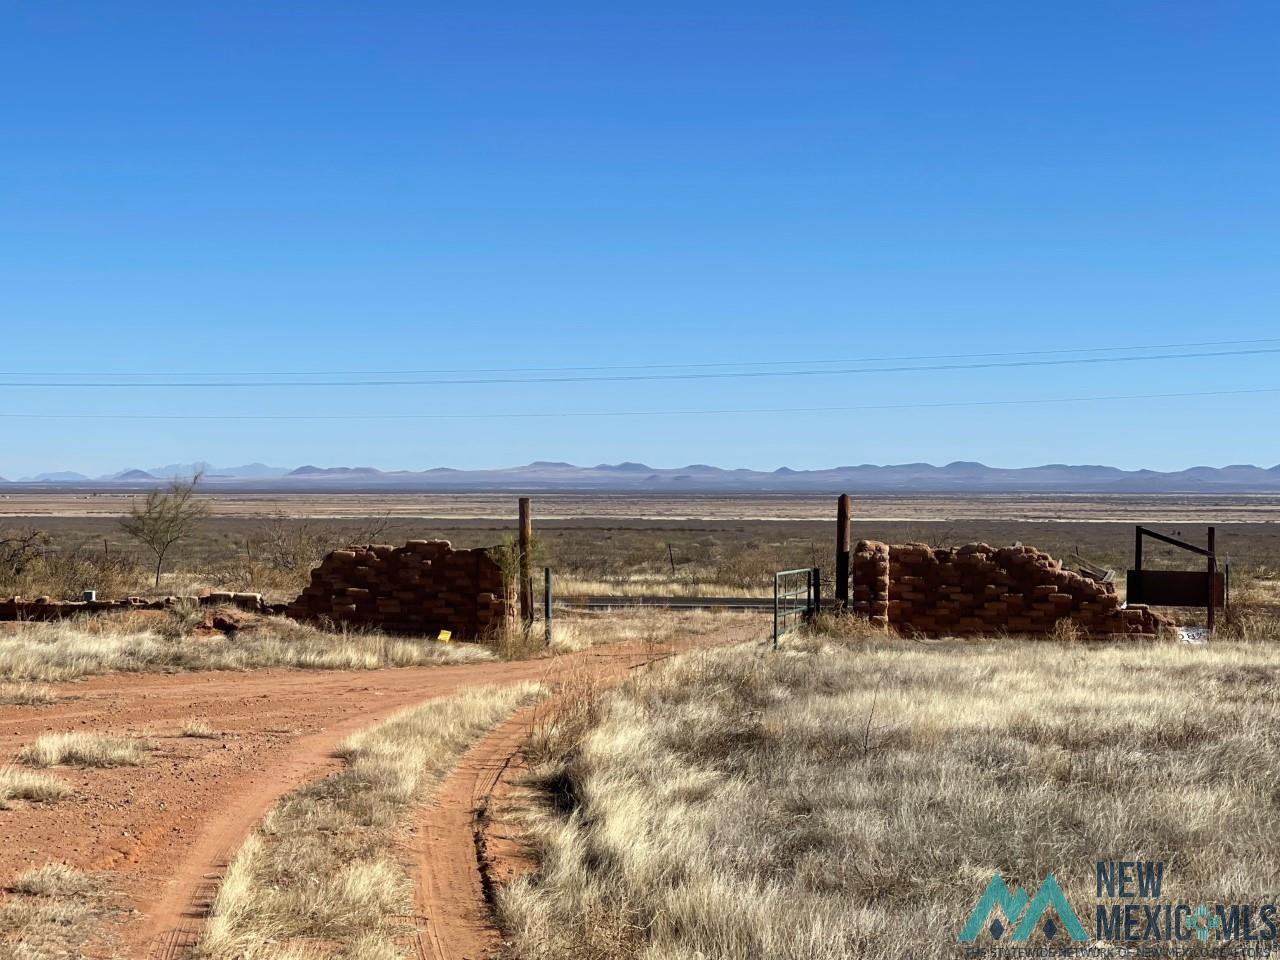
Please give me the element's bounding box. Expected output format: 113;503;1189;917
0;616;755;958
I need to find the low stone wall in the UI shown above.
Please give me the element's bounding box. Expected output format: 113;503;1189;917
284;540;508;639
852;540;1169;636
0;592;270;621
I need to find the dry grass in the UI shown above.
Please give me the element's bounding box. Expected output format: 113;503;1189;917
0;681;57;705
499;628;1280;960
0;766;71;808
0;613;493;682
547;607;742;654
0;864;114;960
181;719;218;739
1220;572;1280;641
19;732;152;768
195;680;545;959
485;607;746;658
7;864;91;899
556;575;771;598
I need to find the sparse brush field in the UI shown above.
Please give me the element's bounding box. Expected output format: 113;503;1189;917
499;628;1280;960
0;606;740;682
4;495;1280;605
0;612;492;682
196;681;544;959
0;863;117;960
0;491;1278;958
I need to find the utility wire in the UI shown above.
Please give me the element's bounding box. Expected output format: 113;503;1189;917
0;346;1275;388
0;335;1276;378
0;386;1275;421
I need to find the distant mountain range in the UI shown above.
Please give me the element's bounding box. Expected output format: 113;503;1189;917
15;462;293;483
5;460;1280;492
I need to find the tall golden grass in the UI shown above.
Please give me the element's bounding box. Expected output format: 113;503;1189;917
195;681;544;959
500;628;1280;960
0;613;492;682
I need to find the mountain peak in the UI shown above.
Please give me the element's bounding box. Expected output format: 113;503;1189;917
288;465;382;477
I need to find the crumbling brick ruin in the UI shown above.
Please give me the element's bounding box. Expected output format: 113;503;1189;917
852;540;1169;636
284;540;508;639
0;592;270;621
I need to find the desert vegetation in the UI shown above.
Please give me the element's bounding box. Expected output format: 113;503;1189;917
0;681;56;705
19;732;152;768
8;504;1279;607
0;767;71;808
498;627;1280;960
0;611;492;682
0;863;117;959
195;681;544;959
0;602;746;684
179;719;218;739
118;472;210;587
0;513;397;601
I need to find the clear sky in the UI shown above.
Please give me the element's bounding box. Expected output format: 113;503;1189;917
3;2;1277;477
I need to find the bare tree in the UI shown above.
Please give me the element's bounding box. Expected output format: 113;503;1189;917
0;527;50;576
118;473;209;588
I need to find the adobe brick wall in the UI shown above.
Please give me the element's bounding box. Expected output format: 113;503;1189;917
284;540;508;639
851;540;1169;636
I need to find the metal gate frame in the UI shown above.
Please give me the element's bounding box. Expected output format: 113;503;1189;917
1126;526;1227;630
773;567;820;647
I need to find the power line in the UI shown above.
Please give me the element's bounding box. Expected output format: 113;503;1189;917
0;336;1276;378
0;346;1276;388
0;386;1275;421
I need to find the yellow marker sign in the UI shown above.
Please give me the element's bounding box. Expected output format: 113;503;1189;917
437;630;452;643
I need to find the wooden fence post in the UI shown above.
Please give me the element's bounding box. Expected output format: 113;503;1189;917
518;497;534;627
835;494;851;609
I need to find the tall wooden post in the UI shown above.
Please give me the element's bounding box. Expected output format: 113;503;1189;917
1206;525;1216;632
518;497;534;627
835;494;851;609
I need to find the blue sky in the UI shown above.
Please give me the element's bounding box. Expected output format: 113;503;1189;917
2;2;1277;476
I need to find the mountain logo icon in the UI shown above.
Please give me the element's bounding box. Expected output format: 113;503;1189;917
959;873;1088;943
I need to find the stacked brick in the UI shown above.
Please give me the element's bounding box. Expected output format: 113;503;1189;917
850;540;1168;636
851;540;891;628
284;540;508;639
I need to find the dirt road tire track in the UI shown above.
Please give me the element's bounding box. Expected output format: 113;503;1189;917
131;646;687;959
411;643;695;960
0;618;754;958
412;705;537;960
0;615;754;958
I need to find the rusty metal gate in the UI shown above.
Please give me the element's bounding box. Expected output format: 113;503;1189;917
1126;526;1227;630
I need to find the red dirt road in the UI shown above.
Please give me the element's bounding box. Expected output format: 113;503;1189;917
412;698;545;960
410;635;703;960
0;614;757;958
